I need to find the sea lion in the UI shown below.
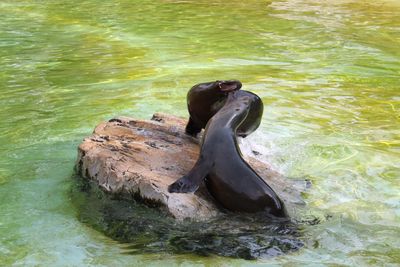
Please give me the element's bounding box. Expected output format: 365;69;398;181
169;91;287;218
185;80;263;138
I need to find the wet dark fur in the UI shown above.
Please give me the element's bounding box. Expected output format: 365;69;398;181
170;91;287;218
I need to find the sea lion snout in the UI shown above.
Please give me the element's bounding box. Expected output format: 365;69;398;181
217;80;242;92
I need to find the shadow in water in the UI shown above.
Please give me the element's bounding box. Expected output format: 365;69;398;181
71;174;306;260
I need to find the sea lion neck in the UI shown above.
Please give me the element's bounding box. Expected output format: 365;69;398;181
210;93;250;130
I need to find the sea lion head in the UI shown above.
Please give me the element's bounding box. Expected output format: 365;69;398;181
190;80;242;95
216;80;242;92
226;90;251;106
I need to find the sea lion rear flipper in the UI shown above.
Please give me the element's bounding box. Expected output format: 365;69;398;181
168;157;211;193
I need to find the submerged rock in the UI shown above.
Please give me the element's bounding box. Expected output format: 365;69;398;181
76;113;307;220
71;179;304;260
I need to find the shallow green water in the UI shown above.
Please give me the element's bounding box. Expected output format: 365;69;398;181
0;0;399;265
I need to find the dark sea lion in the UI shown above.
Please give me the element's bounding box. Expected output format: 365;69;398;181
169;91;287;218
185;80;263;138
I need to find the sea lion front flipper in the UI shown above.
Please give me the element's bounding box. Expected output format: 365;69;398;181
168;175;199;193
185;117;202;137
168;158;211;193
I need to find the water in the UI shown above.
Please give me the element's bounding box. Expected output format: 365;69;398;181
70;177;305;260
0;0;399;265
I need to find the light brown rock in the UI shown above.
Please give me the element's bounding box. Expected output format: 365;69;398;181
76;113;306;220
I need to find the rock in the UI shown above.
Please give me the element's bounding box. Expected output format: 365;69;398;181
75;113;307;220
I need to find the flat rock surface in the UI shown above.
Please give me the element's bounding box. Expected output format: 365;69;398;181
76;113;307;220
